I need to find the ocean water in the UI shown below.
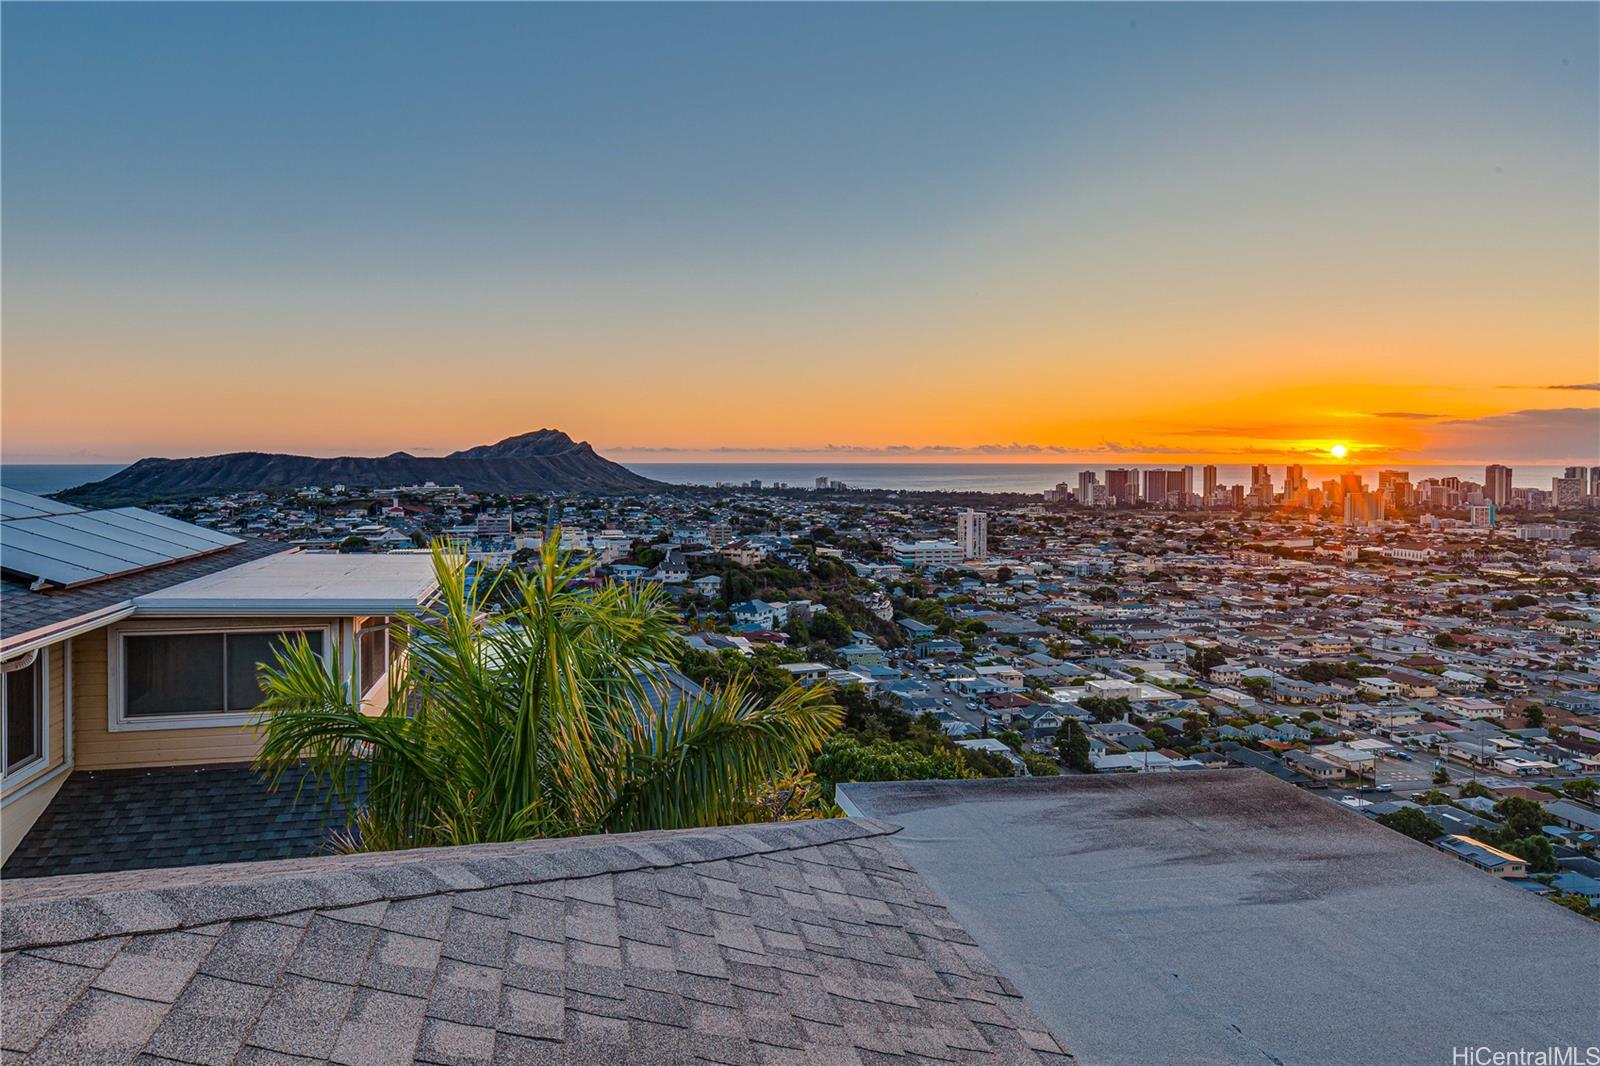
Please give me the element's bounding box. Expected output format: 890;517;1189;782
1;464;128;495
0;461;1573;499
628;462;1570;494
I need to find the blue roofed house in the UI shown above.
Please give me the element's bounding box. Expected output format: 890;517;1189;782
1546;800;1600;835
730;599;788;630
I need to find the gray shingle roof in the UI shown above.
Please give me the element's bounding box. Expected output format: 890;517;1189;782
1;537;291;647
0;818;1074;1065
2;765;358;881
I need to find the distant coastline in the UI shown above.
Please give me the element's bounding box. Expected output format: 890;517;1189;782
1;461;1575;499
627;462;1570;495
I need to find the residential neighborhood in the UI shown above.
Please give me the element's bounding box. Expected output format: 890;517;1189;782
12;466;1597;918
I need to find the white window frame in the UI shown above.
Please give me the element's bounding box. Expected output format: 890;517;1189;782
109;622;335;732
355;616;396;711
1;647;50;784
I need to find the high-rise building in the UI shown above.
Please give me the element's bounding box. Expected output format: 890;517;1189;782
1378;470;1413;510
1484;465;1512;507
1553;475;1586;509
1105;468;1139;506
1077;470;1098;505
1251;464;1271;489
1202;465;1218;501
955;509;988;560
1141;469;1161;505
1138;469;1194;508
1343;490;1385;528
1589;467;1600;497
1142;469;1171;507
815;476;830;490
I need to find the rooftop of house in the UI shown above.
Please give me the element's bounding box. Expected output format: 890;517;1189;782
1;765;356;881
836;771;1600;1066
0;817;1073;1066
128;551;440;617
1;536;291;652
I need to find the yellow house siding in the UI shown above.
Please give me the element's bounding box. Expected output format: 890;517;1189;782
49;641;66;774
73;617;344;772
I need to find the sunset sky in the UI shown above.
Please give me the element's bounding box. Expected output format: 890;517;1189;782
3;3;1596;465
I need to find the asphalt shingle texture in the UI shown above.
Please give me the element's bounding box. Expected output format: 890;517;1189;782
2;765;357;880
0;817;1074;1065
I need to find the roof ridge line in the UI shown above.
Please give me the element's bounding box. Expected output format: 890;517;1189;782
1;816;900;953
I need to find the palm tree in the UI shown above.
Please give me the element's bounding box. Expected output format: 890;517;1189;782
253;535;840;852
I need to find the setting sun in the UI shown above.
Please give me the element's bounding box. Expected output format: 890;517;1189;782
1329;443;1349;459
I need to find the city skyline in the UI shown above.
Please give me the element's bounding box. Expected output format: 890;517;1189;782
3;3;1597;464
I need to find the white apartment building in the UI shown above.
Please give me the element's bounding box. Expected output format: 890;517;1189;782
892;540;963;570
956;509;988;560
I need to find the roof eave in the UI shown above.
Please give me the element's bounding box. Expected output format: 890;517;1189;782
0;601;138;661
130;591;439;618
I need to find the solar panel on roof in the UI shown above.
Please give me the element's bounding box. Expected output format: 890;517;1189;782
0;544;107;587
62;509;239;555
1;518;178;570
43;511;211;556
0;497;243;589
0;488;85;521
108;508;242;549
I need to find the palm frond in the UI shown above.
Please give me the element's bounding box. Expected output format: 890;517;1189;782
602;677;842;834
253;528;841;851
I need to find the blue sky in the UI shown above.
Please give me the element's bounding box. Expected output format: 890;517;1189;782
4;3;1595;463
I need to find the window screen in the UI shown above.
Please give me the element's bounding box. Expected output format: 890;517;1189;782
125;631;323;718
3;659;41;773
125;633;225;717
358;621;390;694
227;631;323;711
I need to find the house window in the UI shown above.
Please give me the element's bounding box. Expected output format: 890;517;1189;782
2;653;44;776
358;619;392;695
124;631;323;719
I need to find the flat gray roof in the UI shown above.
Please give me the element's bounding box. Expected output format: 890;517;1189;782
839;771;1600;1066
130;551;438;616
